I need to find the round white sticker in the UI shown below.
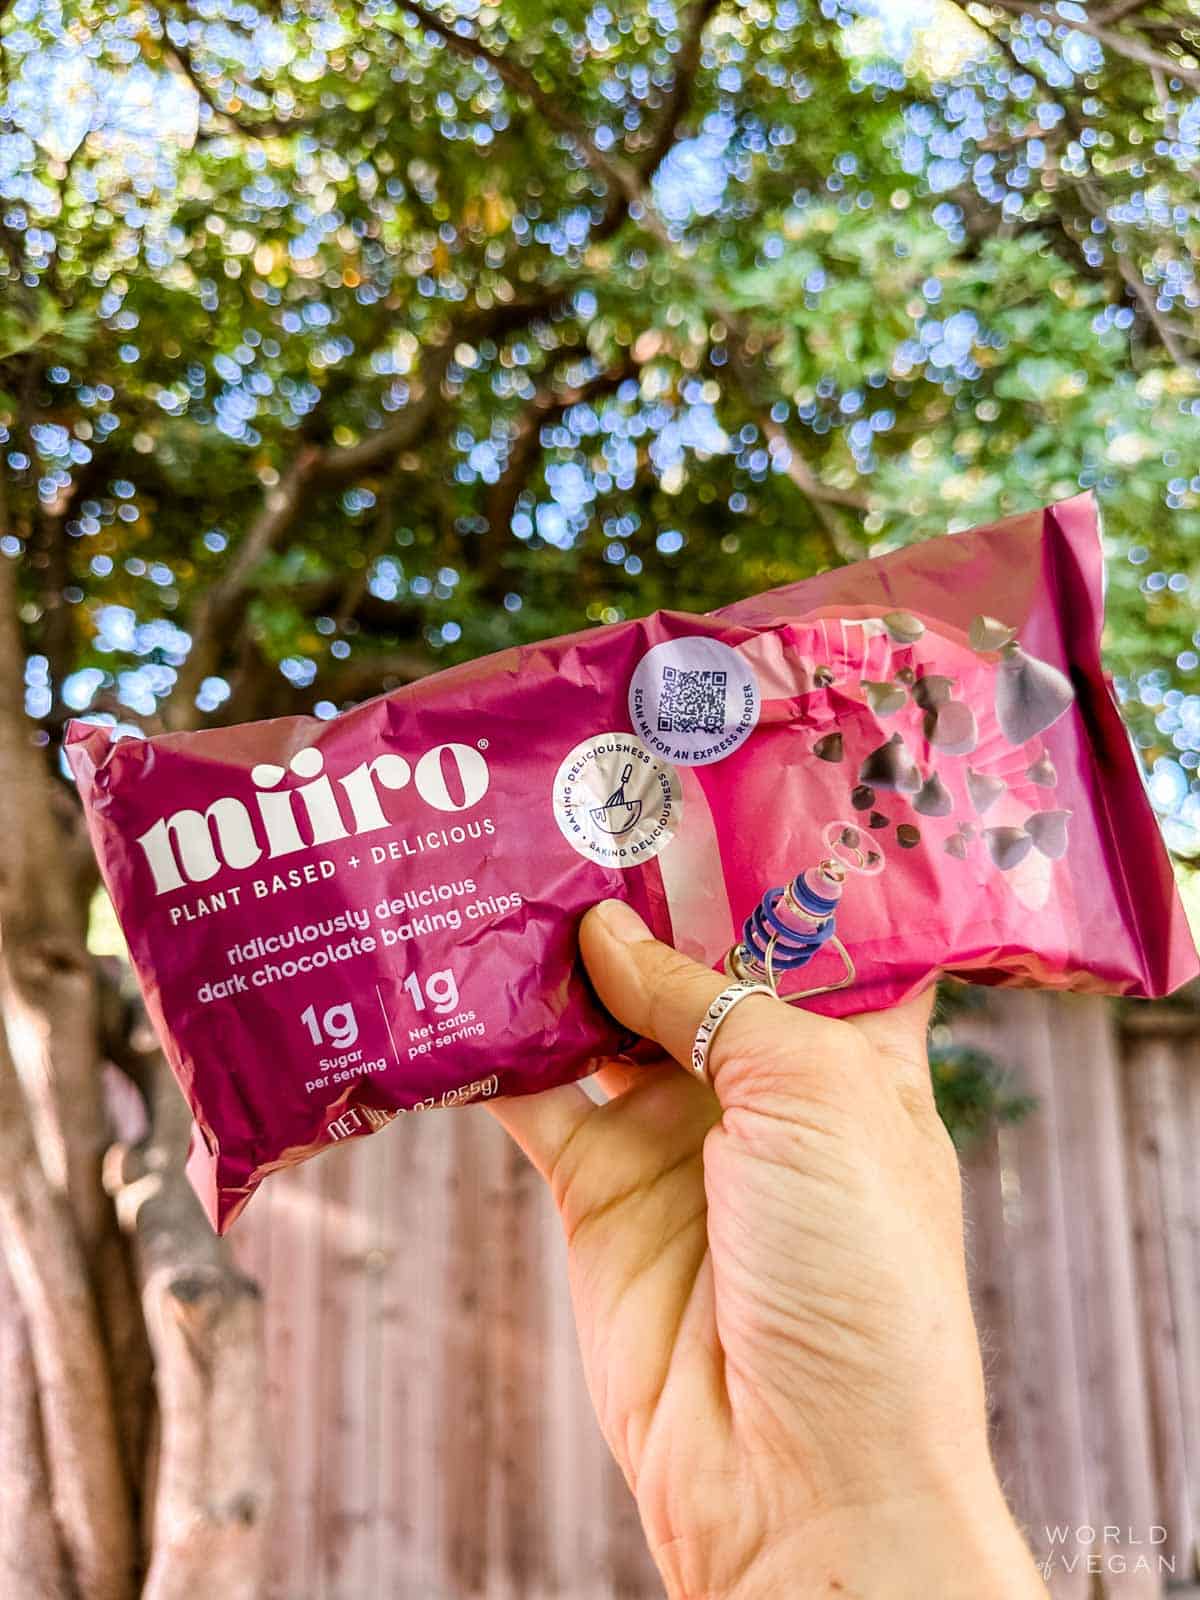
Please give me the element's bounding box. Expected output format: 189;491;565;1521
628;636;760;767
553;734;682;868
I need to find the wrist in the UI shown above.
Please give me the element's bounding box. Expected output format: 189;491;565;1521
730;1471;1047;1600
660;1463;1047;1600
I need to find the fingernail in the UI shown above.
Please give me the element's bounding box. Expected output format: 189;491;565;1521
592;898;652;945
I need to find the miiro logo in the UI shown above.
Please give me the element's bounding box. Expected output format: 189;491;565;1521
136;743;490;894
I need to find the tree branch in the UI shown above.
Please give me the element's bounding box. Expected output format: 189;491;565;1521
1076;176;1193;364
216;636;431;724
169;337;455;722
331;475;404;633
985;0;1200;87
745;406;867;564
480;350;640;594
313;648;432;701
635;0;723;179
158;10;296;139
1096;0;1157;22
287;578;424;636
28;439;110;706
751;407;871;512
169;446;322;724
307;339;455;481
589;0;723;243
719;335;868;562
399;2;649;215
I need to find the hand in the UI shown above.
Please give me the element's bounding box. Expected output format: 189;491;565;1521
489;900;1048;1600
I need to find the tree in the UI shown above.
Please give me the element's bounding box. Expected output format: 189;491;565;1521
0;0;1197;1591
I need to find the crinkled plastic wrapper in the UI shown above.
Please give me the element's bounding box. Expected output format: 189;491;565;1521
67;494;1199;1231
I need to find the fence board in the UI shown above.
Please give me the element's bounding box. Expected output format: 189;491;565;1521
262;1156;328;1599
1161;1041;1200;1586
1187;1043;1200;1524
541;1181;617;1600
1175;1037;1200;1567
441;1109;506;1598
488;1132;551;1599
954;1003;1026;1514
315;1129;386;1599
1054;996;1160;1599
984;992;1091;1598
376;1109;454;1599
961;1123;1026;1514
1126;1024;1200;1587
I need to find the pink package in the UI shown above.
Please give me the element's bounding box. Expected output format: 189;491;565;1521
67;493;1198;1231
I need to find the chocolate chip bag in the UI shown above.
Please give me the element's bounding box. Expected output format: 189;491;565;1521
66;493;1199;1230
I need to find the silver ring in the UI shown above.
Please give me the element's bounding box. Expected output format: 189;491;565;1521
690;982;776;1082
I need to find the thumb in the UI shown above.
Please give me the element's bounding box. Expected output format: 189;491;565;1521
580;899;835;1097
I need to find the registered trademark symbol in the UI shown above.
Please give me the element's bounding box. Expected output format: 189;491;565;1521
477;738;489;750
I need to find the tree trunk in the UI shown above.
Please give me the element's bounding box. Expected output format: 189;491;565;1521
0;999;139;1600
118;1043;272;1600
0;551;142;1598
0;1257;73;1599
0;549;271;1595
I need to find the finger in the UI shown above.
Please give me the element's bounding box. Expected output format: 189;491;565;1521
580;899;835;1099
592;1060;645;1099
592;1057;680;1101
580;900;730;1072
485;1082;594;1182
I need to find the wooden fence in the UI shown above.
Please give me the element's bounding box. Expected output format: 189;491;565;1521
231;990;1200;1600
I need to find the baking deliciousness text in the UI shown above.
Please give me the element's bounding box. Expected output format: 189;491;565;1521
136;742;491;895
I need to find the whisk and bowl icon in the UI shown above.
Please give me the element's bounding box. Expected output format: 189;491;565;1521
589;762;643;836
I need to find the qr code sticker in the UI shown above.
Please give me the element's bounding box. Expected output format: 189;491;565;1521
657;666;728;736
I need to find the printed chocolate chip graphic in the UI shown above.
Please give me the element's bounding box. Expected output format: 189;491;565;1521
995;644;1075;746
966;767;1006;815
814;665;836;688
969;614;1017;653
862;679;907;717
894;666;916;686
851;784;875;810
868;811;890;829
865;848;883;868
944;833;970;860
883;610;926;645
914;772;953;817
1026;752;1058;787
813;731;844;762
923;700;979;756
1025;808;1071;859
859;733;921;793
896;763;922;795
910;674;954;710
840;825;862;849
896;824;921;848
984;826;1033;871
